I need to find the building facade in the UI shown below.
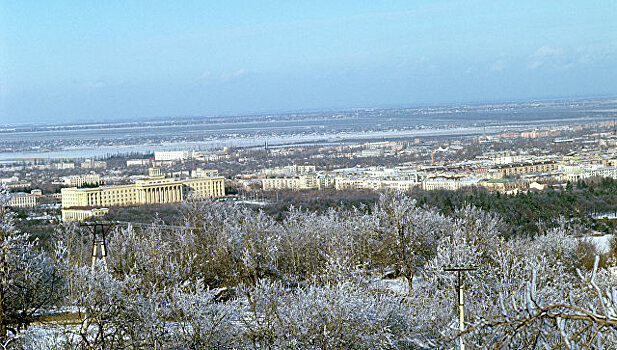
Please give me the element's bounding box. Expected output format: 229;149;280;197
61;207;109;222
262;164;316;176
61;168;224;208
64;174;101;187
7;192;37;208
80;160;107;169
262;174;335;191
496;161;559;177
154;151;191;161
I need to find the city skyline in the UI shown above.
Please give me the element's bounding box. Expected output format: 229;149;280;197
1;1;616;123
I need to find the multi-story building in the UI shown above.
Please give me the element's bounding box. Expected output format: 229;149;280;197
191;168;219;178
562;165;617;182
7;192;37;208
53;162;75;170
495;161;559;178
61;207;109;222
154;151;192;161
262;177;300;191
422;178;475;191
64;174;101;187
477;179;525;193
381;180;420;191
334;178;382;191
80;159;107;169
61;168;224;209
262;174;334;191
126;159;151;167
262;165;316;176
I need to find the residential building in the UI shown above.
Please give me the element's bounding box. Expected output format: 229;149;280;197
154;151;191;161
127;159;151;167
80;159;107;169
262;165;316;176
64;174;101;187
495;161;559;177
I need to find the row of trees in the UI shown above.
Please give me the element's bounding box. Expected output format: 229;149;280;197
413;177;617;237
3;188;617;348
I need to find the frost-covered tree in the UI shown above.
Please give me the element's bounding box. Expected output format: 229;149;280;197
441;257;617;348
0;188;65;343
168;280;241;348
66;266;170;349
373;191;448;292
239;279;418;349
32;193;617;348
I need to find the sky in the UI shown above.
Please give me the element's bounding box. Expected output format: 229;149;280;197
1;0;616;124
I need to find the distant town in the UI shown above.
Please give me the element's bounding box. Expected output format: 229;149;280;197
2;98;617;224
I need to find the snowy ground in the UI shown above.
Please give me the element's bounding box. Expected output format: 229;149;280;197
585;233;614;254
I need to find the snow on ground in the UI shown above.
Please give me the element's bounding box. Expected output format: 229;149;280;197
371;276;426;294
236;200;269;206
584;233;614;254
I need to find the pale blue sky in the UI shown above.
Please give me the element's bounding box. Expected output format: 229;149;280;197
1;1;616;123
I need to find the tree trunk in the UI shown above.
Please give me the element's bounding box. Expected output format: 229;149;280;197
406;272;414;295
0;288;5;340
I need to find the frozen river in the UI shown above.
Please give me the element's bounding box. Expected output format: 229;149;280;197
2;100;615;161
0;124;522;161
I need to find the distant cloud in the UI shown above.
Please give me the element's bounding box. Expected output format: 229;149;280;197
532;46;563;58
577;53;593;64
528;46;564;70
574;42;617;65
201;71;212;80
525;42;616;72
220;69;249;82
197;71;213;85
489;60;506;72
197;69;248;85
84;80;107;89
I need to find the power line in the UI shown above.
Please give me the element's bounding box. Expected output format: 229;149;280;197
94;220;205;231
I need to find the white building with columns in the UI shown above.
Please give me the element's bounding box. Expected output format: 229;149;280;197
61;168;224;210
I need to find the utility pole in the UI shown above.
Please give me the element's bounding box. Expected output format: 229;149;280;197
444;266;477;350
80;222;114;270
